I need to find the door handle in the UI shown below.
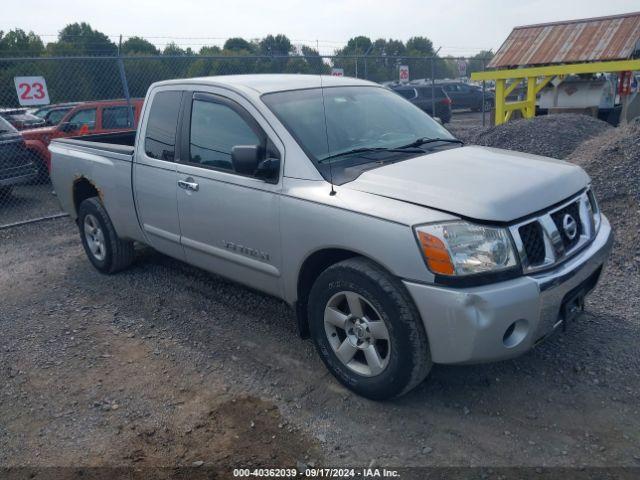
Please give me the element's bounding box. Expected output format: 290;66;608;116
178;178;199;191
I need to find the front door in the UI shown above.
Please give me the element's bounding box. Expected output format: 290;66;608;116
176;91;283;297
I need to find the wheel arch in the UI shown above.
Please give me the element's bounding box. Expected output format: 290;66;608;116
294;247;399;339
72;177;101;220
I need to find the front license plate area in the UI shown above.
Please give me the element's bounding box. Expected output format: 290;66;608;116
561;290;585;329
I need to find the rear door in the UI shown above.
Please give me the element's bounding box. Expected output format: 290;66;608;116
441;84;460;107
455;84;475;109
132;89;185;260
175;89;283;297
65;107;97;135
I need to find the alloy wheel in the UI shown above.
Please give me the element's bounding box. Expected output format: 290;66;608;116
323;291;391;377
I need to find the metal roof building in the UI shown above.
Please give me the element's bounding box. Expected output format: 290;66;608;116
488;12;640;68
472;11;640;125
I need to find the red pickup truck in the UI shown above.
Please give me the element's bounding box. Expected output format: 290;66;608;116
21;98;143;177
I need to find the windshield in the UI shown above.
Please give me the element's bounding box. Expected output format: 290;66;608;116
46;108;72;125
264;86;453;161
0;116;17;133
262;86;456;184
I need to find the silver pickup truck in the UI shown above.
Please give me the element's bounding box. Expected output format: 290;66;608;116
50;75;613;399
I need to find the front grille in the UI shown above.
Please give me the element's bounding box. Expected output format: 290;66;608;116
550;201;582;250
519;222;545;265
509;191;596;274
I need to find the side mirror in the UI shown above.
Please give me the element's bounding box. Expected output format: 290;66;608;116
231;145;262;175
232;144;280;181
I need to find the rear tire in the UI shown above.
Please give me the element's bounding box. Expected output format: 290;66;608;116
308;257;432;400
78;197;134;274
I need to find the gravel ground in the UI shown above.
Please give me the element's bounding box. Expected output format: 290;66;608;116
1;112;639;475
0;182;62;227
1;215;639;473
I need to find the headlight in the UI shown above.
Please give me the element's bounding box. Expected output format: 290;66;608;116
415;222;517;276
587;188;601;233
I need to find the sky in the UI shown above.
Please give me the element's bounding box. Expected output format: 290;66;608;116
3;0;639;56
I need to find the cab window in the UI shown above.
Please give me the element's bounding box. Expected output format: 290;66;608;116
188;99;261;172
144;91;182;162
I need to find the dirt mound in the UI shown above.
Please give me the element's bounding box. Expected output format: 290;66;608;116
461;114;613;159
567;121;640;274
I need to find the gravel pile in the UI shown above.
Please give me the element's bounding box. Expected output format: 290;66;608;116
455;114;613;159
567;120;640;274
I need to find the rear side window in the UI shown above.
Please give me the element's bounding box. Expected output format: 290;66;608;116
145;91;182;161
395;88;416;100
102;106;134;129
189;99;260;172
68;108;96;131
418;87;445;99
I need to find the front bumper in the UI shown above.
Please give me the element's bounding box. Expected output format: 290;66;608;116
403;215;613;364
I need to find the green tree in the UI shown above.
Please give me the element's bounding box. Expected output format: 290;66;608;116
223;37;255;54
467;50;494;75
300;45;326;74
259;34;293;56
405;37;434;56
0;29;44;57
162;42;186;56
120;36;159;55
344;36;372;54
333;36;371;79
198;46;222;55
47;22;116;56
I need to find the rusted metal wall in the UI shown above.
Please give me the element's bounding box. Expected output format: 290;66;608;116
489;12;640;68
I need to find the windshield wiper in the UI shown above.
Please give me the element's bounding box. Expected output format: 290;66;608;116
397;137;464;149
318;146;424;163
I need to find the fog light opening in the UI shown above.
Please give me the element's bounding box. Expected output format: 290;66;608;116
503;319;528;348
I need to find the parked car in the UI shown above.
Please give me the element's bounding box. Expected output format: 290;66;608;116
0;108;46;130
390;85;452;123
439;82;494;111
0;116;38;200
50;75;612;400
31;102;80;126
21;98;144;177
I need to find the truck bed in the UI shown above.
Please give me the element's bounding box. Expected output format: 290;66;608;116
53;130;136;156
49;129;143;243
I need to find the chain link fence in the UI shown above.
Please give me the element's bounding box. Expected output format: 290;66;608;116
0;54;490;229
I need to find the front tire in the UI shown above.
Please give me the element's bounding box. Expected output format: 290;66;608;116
78;197;134;274
308;257;432;400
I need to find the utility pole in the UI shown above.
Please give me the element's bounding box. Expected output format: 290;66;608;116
355;38;358;78
431;47;441;121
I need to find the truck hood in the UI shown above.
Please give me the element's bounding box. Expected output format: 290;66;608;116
344;145;590;223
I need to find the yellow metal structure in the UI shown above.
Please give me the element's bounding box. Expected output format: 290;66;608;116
471;59;640;125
